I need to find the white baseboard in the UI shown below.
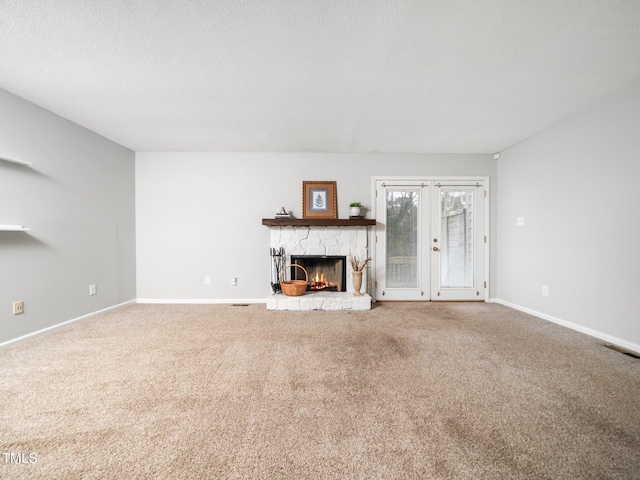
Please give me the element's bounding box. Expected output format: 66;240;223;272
493;298;640;354
0;299;137;349
136;298;267;305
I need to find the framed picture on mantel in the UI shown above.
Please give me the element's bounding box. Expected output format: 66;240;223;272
303;181;337;219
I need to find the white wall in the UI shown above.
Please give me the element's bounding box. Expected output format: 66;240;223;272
136;152;496;301
497;81;640;349
0;89;136;345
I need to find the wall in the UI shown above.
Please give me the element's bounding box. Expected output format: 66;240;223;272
497;81;640;349
136;152;496;301
0;89;136;345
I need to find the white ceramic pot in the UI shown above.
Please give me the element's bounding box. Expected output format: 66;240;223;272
350;207;361;217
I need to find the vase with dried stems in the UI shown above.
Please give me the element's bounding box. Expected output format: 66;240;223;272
350;256;371;296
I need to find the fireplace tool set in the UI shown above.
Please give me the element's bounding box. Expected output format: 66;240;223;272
270;247;285;293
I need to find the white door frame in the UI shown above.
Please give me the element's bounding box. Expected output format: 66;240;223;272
370;176;490;303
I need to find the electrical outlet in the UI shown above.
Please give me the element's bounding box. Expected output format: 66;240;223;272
204;276;211;285
13;301;24;315
517;216;525;226
231;277;237;286
89;284;97;296
542;285;549;296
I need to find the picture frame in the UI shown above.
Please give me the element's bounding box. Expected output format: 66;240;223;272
302;181;337;219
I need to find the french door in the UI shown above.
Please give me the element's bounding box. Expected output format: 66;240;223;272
374;179;486;301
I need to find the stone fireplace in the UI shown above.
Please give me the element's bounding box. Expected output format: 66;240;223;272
264;222;373;310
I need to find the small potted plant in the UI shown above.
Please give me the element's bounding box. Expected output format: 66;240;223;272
349;202;363;218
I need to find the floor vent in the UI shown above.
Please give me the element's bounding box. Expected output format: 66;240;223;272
232;304;250;307
603;344;640;359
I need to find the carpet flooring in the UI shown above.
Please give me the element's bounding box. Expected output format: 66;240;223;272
1;302;639;479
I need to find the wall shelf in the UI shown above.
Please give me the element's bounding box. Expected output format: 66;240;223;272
262;218;376;227
0;225;31;232
0;155;32;166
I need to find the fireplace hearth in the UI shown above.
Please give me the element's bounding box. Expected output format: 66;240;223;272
291;255;346;292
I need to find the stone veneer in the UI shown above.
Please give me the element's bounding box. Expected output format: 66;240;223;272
268;226;371;310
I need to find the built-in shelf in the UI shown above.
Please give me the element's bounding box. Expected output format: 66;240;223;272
0;225;31;232
262;218;376;227
0;155;32;166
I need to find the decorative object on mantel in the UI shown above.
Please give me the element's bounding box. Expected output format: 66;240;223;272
275;207;291;219
349;202;363;219
350;256;372;296
302;181;337;219
270;247;285;293
280;264;309;296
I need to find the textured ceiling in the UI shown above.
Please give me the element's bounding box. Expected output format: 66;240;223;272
0;0;639;153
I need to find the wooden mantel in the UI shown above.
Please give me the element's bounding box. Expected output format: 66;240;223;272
262;218;376;227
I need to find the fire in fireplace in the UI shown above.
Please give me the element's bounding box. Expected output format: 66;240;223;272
291;255;347;292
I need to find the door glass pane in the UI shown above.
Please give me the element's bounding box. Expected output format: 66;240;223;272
386;189;419;288
440;189;474;288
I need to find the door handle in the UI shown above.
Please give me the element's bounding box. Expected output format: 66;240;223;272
433;246;439;252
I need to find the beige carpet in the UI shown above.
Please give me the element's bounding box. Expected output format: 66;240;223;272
1;302;639;479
